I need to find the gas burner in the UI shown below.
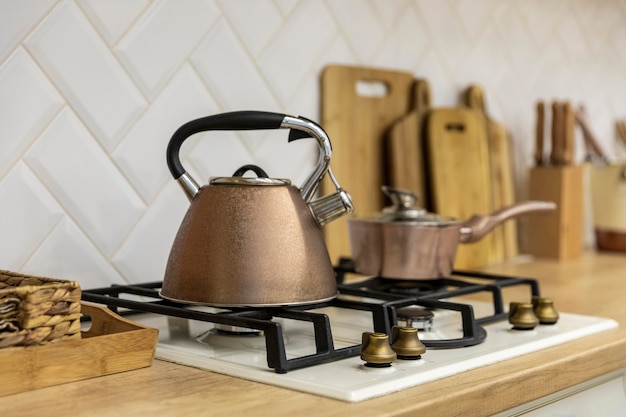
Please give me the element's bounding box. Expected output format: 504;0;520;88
368;279;447;296
196;328;268;351
396;306;434;331
214;323;263;336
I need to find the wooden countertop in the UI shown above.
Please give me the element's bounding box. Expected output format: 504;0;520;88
5;252;626;416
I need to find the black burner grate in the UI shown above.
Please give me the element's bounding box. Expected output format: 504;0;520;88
334;259;540;348
81;260;540;373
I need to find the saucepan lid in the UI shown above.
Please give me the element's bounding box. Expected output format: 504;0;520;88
360;186;459;226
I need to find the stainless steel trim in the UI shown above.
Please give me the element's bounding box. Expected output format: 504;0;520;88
280;116;332;203
210;177;291;186
177;172;201;201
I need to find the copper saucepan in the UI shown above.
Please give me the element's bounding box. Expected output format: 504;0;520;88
348;187;556;280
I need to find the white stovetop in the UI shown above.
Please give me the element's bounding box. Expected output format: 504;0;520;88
130;301;617;403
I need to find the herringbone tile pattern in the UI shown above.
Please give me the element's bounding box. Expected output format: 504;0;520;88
1;0;625;287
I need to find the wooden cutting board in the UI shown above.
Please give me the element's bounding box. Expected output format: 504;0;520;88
462;85;518;261
321;65;414;262
386;79;431;206
426;107;493;270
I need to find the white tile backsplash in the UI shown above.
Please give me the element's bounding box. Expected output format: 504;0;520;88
77;0;149;46
0;163;64;270
455;0;498;41
257;1;336;104
216;0;283;58
25;0;147;152
115;0;219;99
112;63;220;203
326;0;385;63
282;71;319;123
493;3;539;87
457;21;505;86
186;130;256;182
415;0;471;73
0;0;56;62
0;47;64;178
1;0;626;288
558;17;591;62
23;217;126;288
191;18;281;111
371;7;429;71
112;181;188;285
273;0;298;17
522;1;568;50
611;24;626;64
24;108;145;256
371;0;411;31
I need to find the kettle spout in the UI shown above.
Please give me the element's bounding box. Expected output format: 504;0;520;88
309;188;353;226
308;167;353;226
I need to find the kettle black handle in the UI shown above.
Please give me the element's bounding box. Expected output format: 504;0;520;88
167;111;286;179
166;110;338;203
167;110;353;224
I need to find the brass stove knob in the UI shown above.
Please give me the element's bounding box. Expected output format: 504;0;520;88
532;296;559;324
361;332;396;367
390;326;426;360
509;302;539;330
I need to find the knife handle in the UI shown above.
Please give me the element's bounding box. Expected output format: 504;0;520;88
576;105;606;162
562;102;575;165
535;101;545;166
550;102;565;165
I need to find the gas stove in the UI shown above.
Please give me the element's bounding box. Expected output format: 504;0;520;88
82;260;617;402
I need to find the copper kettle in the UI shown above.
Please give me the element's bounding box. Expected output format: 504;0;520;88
160;111;353;307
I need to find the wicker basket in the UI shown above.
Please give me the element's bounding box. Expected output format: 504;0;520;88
0;270;81;348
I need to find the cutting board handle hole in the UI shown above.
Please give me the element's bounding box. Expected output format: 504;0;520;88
445;123;466;132
355;80;389;97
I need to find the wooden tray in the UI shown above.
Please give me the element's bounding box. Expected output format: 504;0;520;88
0;303;158;397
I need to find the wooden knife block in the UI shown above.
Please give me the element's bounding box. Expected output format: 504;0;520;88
526;165;583;259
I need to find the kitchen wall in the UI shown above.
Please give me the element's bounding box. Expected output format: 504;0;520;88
2;0;626;289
